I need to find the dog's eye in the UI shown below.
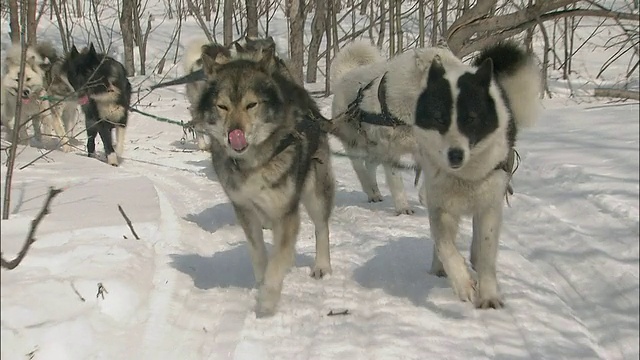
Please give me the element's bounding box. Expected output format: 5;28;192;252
26;77;31;81
216;104;228;111
246;102;257;110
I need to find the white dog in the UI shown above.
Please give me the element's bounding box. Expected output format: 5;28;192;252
410;42;541;308
1;42;73;151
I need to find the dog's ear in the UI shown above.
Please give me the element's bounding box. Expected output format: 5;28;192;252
201;45;230;79
88;43;97;56
415;50;431;72
26;54;37;68
427;55;446;83
70;45;79;58
234;42;247;53
475;58;493;88
255;41;278;72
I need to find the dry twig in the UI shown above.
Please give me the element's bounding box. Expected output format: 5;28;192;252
117;204;140;240
1;187;63;270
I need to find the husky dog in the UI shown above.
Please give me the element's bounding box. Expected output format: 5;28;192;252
1;42;72;151
330;41;426;215
61;43;132;166
194;45;335;317
410;42;541;308
182;38;232;151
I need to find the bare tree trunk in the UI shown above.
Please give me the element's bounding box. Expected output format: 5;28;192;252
120;0;136;76
223;0;233;45
325;0;333;95
204;0;212;21
8;0;20;43
75;0;82;17
389;0;395;56
50;0;69;52
288;0;305;85
418;0;425;47
377;0;385;48
306;0;326;83
432;0;439;46
246;0;258;37
395;0;402;52
441;0;449;37
26;0;36;45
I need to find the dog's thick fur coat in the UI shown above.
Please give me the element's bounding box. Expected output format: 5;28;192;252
410;42;541;308
1;42;74;151
330;41;461;215
194;47;335;317
61;43;132;166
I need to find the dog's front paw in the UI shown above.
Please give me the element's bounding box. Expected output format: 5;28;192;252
255;286;281;318
310;263;332;279
395;207;415;216
475;297;504;310
106;152;119;166
452;278;477;303
368;194;383;203
60;144;72;153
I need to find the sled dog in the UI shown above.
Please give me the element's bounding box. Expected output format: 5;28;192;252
410;42;541;308
61;43;132;166
194;43;335;317
1;42;73;151
330;41;428;215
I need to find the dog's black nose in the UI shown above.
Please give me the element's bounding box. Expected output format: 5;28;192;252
447;148;465;168
22;89;30;97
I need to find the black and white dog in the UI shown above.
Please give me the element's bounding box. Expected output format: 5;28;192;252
411;42;541;308
61;43;132;166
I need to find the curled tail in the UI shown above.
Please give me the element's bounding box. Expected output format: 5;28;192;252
182;37;212;74
36;41;59;64
330;40;384;90
473;42;542;129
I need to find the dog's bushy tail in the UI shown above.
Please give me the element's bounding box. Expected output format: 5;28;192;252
330;40;384;90
183;37;211;74
36;41;59;64
473;42;541;129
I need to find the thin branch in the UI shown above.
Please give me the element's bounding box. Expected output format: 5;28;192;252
117;204;140;240
1;187;63;270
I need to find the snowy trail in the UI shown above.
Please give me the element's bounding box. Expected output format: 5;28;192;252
1;87;637;359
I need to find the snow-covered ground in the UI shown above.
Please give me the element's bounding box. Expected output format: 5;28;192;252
1;3;639;360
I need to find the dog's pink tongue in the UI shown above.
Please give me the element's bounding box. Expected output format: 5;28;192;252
21;98;30;105
228;129;248;151
78;95;89;105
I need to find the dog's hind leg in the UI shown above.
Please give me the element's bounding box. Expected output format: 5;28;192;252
234;206;268;285
42;108;71;152
428;206;476;303
86;125;98;157
97;122;118;166
350;154;382;203
256;210;300;318
383;164;413;215
429;243;446;277
470;203;504;309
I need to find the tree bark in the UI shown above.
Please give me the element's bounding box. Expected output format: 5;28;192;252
246;0;259;37
306;0;326;83
8;0;19;43
26;0;36;45
223;0;233;46
119;0;136;76
288;0;305;85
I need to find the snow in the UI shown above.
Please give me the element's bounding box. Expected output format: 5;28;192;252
1;4;639;360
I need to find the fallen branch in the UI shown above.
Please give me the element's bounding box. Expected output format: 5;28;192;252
1;187;63;270
594;88;640;101
327;309;350;316
117;204;140;240
70;281;86;302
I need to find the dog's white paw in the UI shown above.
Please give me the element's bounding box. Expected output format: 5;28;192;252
255;286;281;318
368;193;383;203
475;296;504;310
395;207;415;216
106;152;119;166
60;143;72;153
451;278;477;303
310;263;332;279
